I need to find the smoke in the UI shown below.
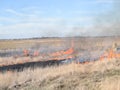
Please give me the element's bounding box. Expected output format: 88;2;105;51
94;0;120;36
67;0;120;37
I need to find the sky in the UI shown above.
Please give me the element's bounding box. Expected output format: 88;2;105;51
0;0;116;39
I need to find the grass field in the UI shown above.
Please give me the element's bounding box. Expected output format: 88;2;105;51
0;37;120;90
0;58;120;90
0;37;120;50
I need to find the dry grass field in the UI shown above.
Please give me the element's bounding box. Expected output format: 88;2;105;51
0;58;120;90
0;37;120;90
0;37;120;50
0;37;120;65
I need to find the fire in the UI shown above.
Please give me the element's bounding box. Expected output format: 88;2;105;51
99;49;120;61
51;48;74;56
76;47;120;65
63;48;74;54
23;49;29;56
50;39;74;60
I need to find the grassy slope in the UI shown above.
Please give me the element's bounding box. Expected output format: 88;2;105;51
0;58;120;90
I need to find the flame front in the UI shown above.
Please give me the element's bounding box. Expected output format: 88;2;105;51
100;49;120;61
50;39;74;60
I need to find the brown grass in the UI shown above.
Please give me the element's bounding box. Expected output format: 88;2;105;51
1;37;120;67
0;58;120;90
0;37;120;90
0;38;66;49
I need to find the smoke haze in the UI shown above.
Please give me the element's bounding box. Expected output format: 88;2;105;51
68;0;120;36
94;1;120;36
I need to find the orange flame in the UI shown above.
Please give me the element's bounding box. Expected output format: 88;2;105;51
99;49;120;61
51;39;74;60
51;48;74;59
63;48;74;54
23;49;29;56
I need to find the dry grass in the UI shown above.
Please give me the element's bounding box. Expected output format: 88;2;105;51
1;37;120;67
0;37;120;90
0;58;120;90
101;76;120;90
0;38;66;49
1;37;120;50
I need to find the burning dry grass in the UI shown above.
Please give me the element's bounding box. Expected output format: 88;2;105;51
0;58;120;90
0;37;120;90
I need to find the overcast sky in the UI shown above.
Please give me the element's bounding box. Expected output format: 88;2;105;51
0;0;116;39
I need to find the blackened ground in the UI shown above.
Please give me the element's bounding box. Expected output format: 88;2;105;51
0;59;66;72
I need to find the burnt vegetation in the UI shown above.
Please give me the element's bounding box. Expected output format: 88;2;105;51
0;36;120;72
